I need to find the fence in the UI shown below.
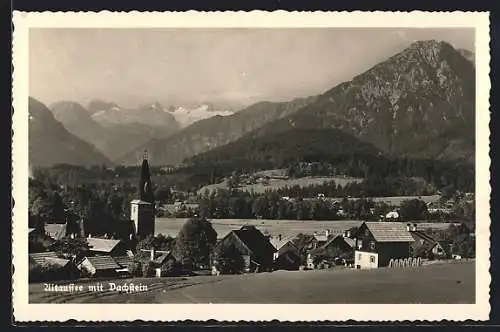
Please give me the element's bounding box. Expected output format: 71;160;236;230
388;257;422;268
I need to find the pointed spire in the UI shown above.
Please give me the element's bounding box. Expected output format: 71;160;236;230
139;149;154;204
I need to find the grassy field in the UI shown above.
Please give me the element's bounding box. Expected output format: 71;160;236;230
198;175;363;195
155;217;364;239
29;261;475;304
154;217;456;239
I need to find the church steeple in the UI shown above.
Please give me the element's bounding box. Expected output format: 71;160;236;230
139;149;154;204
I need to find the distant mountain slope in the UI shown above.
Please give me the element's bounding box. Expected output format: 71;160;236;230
188;128;383;167
50;100;108;146
458;49;475;66
247;40;475;163
29;97;112;168
90;101;180;130
119;96;317;165
50;101;181;161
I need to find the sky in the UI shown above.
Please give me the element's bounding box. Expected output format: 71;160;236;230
29;28;474;109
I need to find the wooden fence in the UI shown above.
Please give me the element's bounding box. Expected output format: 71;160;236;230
388;257;422;268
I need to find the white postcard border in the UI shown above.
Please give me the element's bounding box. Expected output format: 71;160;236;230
12;11;491;322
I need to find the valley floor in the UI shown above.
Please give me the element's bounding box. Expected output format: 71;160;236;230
29;260;474;304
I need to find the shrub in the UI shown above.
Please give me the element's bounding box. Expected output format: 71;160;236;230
127;261;142;277
141;261;155;277
29;261;66;282
160;260;183;276
214;243;245;275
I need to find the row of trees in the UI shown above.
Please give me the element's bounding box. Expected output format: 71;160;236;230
197;188;470;221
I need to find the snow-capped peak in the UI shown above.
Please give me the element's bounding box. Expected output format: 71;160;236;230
168;104;234;127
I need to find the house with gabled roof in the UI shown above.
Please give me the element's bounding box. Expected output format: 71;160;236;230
29;251;77;281
77;255;122;277
354;222;414;269
270;235;301;270
213;225;275;272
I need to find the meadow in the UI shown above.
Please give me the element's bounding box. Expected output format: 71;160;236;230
29;261;475;304
155;217;365;239
197;175;363;195
154;217;457;239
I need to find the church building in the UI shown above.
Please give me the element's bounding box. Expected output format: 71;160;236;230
130;150;156;238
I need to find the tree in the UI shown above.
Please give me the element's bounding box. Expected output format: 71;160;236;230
173;217;217;269
52;236;90;261
399;199;429;220
30;191;66;223
214;242;245;274
161;260;183;276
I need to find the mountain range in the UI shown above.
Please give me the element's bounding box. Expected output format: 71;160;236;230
30;40;475;170
241;40;475;163
119;96;317;165
49;101;180;161
123;40;475;166
28;97;111;168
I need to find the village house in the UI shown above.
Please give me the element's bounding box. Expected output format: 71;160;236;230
354;222;414;269
307;232;356;269
77;255;123;277
44;222;68;241
384;210;400;221
407;223;453;259
270;234;301;270
312;230;332;249
29;251;77;280
213;225;276;273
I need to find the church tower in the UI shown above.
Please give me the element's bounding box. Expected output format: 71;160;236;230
130;150;155;238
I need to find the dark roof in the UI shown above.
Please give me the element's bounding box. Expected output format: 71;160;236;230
29;251;59;265
233;225;276;263
435;241;453;256
152;251;174;265
410;230;436;249
85;256;121;271
313;235;355;254
363;222;415;243
113;255;134;268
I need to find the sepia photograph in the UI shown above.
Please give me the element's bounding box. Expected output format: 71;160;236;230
12;11;491;322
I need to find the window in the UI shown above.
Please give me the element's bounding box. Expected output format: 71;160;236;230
370;255;375;263
370;241;376;250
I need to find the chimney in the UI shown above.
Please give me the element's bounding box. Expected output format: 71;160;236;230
88;234;92;239
406;223;411;232
150;248;155;261
278;234;282;241
70;233;75;239
129;233;133;240
346;230;351;238
412;223;418;232
325;230;329;237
